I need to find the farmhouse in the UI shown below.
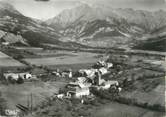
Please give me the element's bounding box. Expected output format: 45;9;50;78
79;69;98;78
52;71;61;77
3;72;33;80
100;81;119;90
4;73;19;80
97;60;113;69
106;62;113;69
66;82;90;98
99;67;108;75
97;60;106;67
19;73;32;80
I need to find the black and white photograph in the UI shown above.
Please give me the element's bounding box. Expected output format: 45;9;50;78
0;0;165;117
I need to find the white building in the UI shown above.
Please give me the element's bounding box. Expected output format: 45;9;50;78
79;69;97;78
19;73;32;80
100;81;119;90
4;72;33;81
106;62;113;69
99;67;108;75
66;82;90;98
2;42;10;46
4;73;19;80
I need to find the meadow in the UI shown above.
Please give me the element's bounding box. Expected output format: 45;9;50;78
92;102;164;117
23;50;101;67
0;81;67;110
0;51;25;67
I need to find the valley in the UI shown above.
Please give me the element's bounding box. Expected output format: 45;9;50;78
0;2;166;51
0;1;165;117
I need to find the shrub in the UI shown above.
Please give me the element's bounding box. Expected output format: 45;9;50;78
8;76;16;84
70;98;80;105
150;104;165;112
13;55;24;60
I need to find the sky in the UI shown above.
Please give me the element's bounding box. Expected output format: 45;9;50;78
0;0;166;20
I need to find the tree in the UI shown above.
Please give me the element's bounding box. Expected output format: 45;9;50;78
16;77;24;84
0;68;4;80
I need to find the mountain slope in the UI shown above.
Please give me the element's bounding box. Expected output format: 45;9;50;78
45;4;145;48
46;4;166;50
134;26;166;52
1;2;165;51
0;2;63;47
47;4;166;31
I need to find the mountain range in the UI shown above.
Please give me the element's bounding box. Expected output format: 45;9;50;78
0;2;166;51
46;4;166;50
0;2;85;48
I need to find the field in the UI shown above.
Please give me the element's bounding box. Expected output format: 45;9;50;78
0;51;25;67
118;75;165;107
0;81;67;110
92;102;164;117
23;50;100;67
31;97;164;117
103;52;165;112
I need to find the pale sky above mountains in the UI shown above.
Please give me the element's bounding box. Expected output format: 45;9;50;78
0;0;166;20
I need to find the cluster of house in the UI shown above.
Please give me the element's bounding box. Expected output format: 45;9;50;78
52;69;73;78
3;72;37;82
51;60;113;79
55;60;122;98
2;60;121;98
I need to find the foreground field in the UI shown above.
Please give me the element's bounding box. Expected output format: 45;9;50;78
31;97;164;117
0;51;25;67
0;81;67;109
93;102;164;117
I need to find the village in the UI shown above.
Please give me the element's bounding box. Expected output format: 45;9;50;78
54;60;122;99
0;54;125;117
0;44;165;117
2;58;121;99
